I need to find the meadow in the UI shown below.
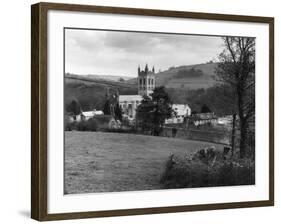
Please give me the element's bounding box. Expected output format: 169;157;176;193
64;131;224;194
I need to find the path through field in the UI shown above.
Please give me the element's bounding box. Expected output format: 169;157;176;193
64;131;224;194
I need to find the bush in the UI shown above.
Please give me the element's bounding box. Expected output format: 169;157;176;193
105;126;138;134
160;147;255;189
65;119;98;132
86;118;98;131
76;119;98;132
65;121;77;131
76;120;88;131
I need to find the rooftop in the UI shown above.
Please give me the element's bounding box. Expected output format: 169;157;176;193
81;110;104;117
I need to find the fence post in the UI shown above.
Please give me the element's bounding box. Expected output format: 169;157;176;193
231;114;237;157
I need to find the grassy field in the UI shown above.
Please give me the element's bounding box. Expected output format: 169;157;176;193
64;131;224;194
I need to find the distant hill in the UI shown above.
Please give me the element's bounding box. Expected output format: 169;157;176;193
65;74;137;112
85;74;132;82
127;63;218;90
65;73;137;89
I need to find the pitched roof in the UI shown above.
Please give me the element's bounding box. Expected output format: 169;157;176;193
81;110;104;117
81;111;94;117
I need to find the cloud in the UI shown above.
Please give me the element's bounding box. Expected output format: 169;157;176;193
104;31;155;53
65;29;224;76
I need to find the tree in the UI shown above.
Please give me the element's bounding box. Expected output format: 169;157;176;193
114;103;123;121
137;86;174;136
67;100;81;115
103;99;111;115
201;104;211;113
215;37;255;158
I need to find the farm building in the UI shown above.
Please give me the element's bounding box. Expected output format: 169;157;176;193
66;110;104;122
80;110;104;121
165;104;191;124
186;112;218;127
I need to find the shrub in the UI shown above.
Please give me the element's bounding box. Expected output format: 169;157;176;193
215;158;255;186
76;120;87;131
160;147;255;189
65;121;72;131
105;126;138;134
65;121;78;131
75;119;98;132
86;118;98;131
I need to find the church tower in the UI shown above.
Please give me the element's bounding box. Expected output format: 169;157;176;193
138;64;156;96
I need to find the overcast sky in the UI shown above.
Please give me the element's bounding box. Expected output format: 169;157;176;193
65;29;224;77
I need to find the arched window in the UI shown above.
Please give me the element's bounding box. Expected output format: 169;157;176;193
139;78;142;85
151;79;154;85
143;78;146;85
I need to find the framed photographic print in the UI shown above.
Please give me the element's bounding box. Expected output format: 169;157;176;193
31;2;274;221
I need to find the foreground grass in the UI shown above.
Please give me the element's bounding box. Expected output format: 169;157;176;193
64;131;224;194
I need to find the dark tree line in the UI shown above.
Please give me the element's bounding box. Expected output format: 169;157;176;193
66;100;81;115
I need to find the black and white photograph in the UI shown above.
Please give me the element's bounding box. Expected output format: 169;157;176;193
64;28;255;194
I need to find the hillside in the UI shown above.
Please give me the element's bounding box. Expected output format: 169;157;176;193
65;73;137;88
85;74;132;82
65;74;137;111
127;63;218;90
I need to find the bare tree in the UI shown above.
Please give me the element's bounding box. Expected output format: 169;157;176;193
216;37;255;158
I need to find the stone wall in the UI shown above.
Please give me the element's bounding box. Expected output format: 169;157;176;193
160;127;231;145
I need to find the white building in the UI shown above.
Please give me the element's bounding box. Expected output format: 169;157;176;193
119;95;143;118
165;104;191;124
217;115;233;125
80;110;104;121
187;112;218;127
68;109;104;122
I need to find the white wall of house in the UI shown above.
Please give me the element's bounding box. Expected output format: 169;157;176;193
119;95;143;118
165;104;191;124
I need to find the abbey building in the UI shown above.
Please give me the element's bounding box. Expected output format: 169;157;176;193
119;64;156;119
